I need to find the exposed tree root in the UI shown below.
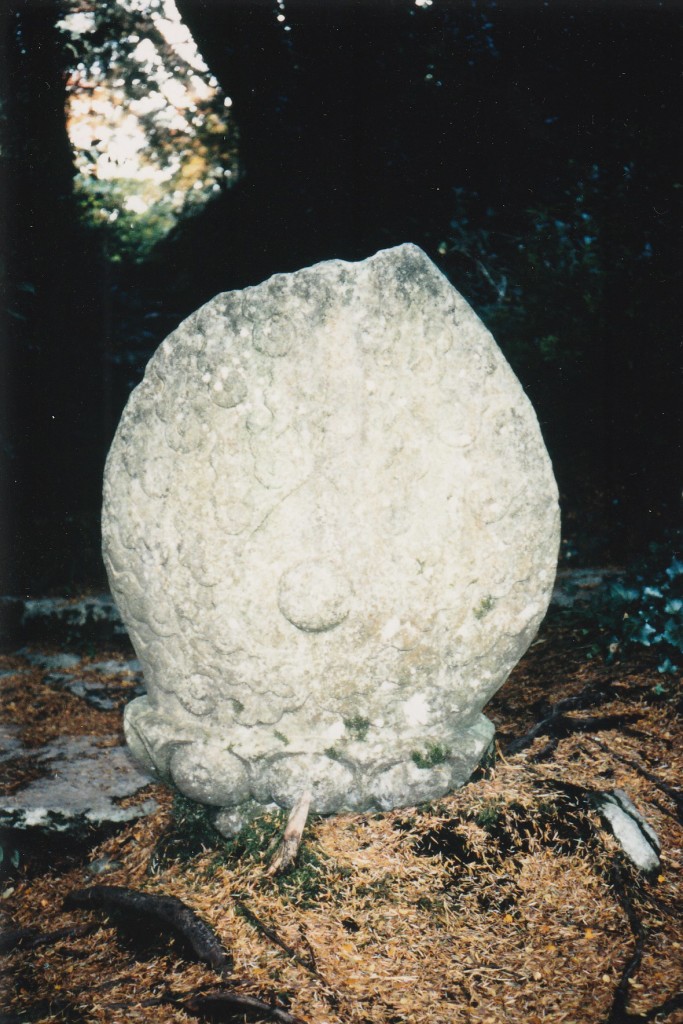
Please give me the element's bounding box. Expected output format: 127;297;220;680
528;736;559;762
587;737;683;824
638;993;683;1022
179;989;308;1024
0;923;96;955
601;861;683;1024
605;861;646;1024
505;680;645;756
63;884;231;974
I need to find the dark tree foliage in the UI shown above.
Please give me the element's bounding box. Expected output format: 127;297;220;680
2;0;681;591
3;0;112;592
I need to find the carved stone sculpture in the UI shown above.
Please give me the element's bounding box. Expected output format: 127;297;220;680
102;244;560;835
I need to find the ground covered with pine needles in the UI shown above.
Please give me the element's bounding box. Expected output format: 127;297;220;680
1;604;682;1024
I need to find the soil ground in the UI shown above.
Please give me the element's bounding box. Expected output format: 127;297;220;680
1;603;681;1024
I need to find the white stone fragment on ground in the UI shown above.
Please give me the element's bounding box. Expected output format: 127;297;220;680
595;788;661;875
102;243;560;834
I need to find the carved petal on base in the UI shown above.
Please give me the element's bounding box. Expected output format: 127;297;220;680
169;742;251;808
370;715;495;811
124;698;495;835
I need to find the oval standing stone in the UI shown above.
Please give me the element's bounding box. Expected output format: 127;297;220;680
102;244;560;835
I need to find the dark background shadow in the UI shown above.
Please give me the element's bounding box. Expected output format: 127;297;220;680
2;0;681;594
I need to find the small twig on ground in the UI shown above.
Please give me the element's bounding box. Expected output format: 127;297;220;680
234;900;318;977
462;965;523;978
505;683;612;755
297;925;318;974
505;673;645;755
268;789;312;876
234;900;339;1008
63;885;231;974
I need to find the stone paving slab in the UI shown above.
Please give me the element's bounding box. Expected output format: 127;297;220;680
0;637;156;838
0;734;157;832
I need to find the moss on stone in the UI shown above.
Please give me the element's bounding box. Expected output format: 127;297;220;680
344;714;371;741
474;595;495;619
411;743;450;769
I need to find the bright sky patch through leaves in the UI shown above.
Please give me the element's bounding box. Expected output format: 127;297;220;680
58;0;239;261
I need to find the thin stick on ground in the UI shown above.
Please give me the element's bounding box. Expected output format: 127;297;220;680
234;899;319;977
504;683;614;755
233;900;340;1007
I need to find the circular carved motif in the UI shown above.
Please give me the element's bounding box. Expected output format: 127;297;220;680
277;560;352;632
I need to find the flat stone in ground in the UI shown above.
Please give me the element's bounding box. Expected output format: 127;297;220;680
0;733;157;832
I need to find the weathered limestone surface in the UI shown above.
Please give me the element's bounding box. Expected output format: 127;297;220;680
0;731;157;832
102;244;560;834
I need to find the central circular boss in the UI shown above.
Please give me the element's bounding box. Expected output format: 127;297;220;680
277;559;353;632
